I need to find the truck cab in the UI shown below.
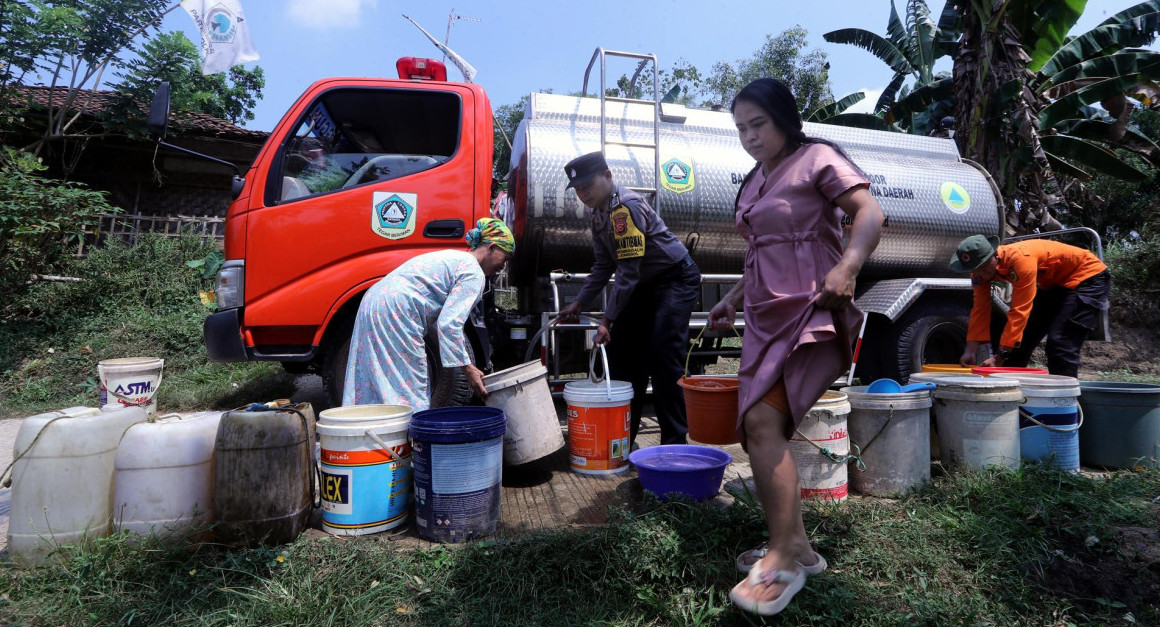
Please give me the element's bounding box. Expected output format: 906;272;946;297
202;61;494;404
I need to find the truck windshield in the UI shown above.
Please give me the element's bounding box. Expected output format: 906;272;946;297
277;88;461;203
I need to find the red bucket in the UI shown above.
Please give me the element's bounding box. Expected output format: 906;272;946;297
678;376;739;445
972;366;1048;376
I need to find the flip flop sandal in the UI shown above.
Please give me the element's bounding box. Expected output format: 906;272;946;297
729;566;806;616
736;543;828;576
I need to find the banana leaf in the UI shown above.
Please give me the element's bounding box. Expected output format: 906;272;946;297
907;0;938;83
1039;75;1140;129
1039;17;1160;78
1097;0;1160;28
887;1;910;49
886;76;953;120
1040;134;1149;180
1021;0;1088;73
936;1;962;37
1045;152;1093;180
1045;51;1160;89
1059;119;1160;167
823;28;913;76
807;92;867;122
818;113;894;132
876;73;908;113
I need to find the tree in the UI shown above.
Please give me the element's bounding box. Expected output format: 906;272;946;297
0;0;175;155
953;0;1160;234
107;31;264;132
702;26;834;115
824;0;961;134
493;94;528;179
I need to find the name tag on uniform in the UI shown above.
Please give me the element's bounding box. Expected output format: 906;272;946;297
610;205;645;259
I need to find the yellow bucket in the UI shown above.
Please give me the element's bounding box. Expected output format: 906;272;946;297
921;364;974;374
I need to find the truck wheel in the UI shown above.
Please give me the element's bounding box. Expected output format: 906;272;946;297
321;320;472;409
857;297;970;384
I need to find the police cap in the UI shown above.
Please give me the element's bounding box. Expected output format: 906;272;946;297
563;151;609;189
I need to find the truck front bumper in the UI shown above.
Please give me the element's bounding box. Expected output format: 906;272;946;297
204;307;248;362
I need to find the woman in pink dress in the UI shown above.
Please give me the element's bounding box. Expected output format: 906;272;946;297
708;78;885;616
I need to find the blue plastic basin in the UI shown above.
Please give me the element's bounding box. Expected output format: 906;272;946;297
629;444;733;501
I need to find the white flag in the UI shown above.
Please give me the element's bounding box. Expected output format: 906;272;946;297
182;0;260;75
402;14;477;83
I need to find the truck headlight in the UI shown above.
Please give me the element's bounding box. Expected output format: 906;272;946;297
215;260;245;310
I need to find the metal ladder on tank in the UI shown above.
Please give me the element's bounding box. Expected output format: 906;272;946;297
581;48;662;214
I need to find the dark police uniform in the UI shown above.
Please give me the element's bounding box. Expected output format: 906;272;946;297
571;181;701;446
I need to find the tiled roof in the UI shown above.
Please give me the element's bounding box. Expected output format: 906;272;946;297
7;85;268;141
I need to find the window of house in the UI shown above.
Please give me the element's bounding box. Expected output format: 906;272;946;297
276;88;461;203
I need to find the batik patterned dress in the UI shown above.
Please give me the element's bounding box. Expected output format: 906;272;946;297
342;249;483;411
734;143;869;443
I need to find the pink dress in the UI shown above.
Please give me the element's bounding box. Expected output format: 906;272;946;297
735;143;869;443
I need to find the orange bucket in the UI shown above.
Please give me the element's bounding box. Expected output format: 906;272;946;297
679;376;739;445
921;364;974;374
680;326;741;445
972;366;1048;376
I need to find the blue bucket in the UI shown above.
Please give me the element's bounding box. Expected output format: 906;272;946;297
1006;375;1082;471
629;445;732;501
410;407;506;543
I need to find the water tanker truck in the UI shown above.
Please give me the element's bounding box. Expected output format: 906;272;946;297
146;49;1104;407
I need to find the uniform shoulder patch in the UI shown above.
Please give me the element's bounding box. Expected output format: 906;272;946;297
610;205;645;260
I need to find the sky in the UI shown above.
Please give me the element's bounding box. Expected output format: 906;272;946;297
154;0;1151;132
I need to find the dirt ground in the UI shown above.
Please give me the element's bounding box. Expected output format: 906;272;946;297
1075;325;1160;380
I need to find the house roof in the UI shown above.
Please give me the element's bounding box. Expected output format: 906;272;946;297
7;85;269;142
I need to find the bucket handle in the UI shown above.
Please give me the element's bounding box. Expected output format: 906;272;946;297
365;429;404;462
846;404;895;471
684;325;743;378
793;426;865;471
588;345;613;397
1018;404;1084;433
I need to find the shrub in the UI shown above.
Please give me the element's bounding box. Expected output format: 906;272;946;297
0;148;113;298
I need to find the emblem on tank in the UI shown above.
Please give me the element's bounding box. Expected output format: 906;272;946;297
371;191;418;240
660;157;696;194
940;182;972;214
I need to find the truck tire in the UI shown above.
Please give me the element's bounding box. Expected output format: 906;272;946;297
321;319;472;409
856;296;970;384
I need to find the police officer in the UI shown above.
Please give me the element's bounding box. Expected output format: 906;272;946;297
556;152;701;447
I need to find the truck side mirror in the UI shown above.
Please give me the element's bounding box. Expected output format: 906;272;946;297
147;81;171;140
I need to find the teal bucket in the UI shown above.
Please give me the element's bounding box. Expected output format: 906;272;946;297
410;407;506;543
1078;382;1160;469
1005;374;1082;471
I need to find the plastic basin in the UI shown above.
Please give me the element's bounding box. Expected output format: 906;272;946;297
629;444;732;501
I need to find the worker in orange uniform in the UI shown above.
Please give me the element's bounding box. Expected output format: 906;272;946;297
950;235;1110;378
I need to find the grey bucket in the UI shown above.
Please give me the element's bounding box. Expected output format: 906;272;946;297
842;386;934;497
1077;382;1160;469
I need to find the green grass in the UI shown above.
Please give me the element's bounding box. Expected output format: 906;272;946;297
0;234;297;418
3;465;1157;626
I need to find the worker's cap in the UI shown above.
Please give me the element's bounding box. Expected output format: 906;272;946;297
563;151;609;189
949;234;1001;273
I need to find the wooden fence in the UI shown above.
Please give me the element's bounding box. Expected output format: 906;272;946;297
77;212;224;255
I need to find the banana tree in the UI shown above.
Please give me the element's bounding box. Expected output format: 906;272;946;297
823;0;961;133
954;0;1160;235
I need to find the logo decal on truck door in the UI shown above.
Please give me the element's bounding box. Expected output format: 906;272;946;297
372;192;417;240
660;157;696;194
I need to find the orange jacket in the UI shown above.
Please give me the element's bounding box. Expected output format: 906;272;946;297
967;240;1106;348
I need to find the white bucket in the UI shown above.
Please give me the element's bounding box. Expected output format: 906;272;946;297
933;376;1023;471
790;391;852;502
99;357;164;414
564;348;634;475
483;361;565;465
316;405;412;536
999;373;1083;471
908;372;982;459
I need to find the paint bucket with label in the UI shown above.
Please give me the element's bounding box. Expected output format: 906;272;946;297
410;406;506;543
998;374;1082;470
316;405;412;536
98;357;164;414
483;361;565;465
789;391;852;502
563;347;634;475
933;377;1023;471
